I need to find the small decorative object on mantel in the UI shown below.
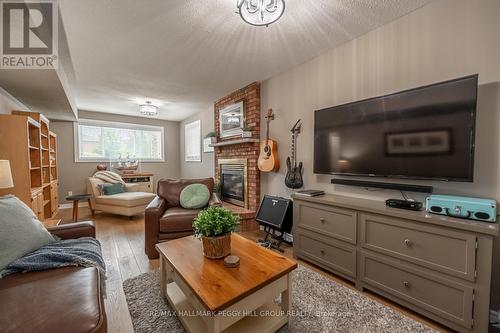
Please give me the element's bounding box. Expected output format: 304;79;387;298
203;132;216;153
205;131;217;144
224;255;240;268
241;126;253;138
193;206;240;259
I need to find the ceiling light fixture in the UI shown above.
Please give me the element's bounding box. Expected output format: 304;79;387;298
139;101;158;117
237;0;285;27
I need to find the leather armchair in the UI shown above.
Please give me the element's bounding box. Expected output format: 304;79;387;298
0;221;107;333
145;178;220;259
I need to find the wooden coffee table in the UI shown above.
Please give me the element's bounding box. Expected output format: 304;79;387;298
156;234;297;333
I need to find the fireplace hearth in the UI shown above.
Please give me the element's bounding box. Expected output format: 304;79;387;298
219;159;247;208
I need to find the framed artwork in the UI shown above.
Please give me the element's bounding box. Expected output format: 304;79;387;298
385;129;452;156
185;120;201;162
203;137;214;153
219;101;244;138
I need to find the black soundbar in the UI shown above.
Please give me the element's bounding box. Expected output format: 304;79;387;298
331;178;433;193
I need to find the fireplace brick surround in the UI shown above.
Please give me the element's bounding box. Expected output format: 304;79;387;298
214;82;261;230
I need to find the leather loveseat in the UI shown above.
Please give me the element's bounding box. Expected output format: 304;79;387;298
145;178;220;259
0;221;107;333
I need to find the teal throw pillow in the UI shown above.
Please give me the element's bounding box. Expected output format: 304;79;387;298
0;195;56;273
180;184;210;209
101;183;125;195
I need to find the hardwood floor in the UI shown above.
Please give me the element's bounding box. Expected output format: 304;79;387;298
56;207;450;333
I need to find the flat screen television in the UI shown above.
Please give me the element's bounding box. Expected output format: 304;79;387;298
314;74;478;182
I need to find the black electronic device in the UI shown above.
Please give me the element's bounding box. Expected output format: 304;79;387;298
256;195;293;252
386;198;423;211
256;195;293;232
331;178;433;193
314;74;478;182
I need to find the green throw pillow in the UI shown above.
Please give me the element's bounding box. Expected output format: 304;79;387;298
180;184;210;209
101;183;125;195
0;195;56;274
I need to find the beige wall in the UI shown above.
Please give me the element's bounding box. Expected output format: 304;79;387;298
0;87;29;114
179;107;215;179
51;110;180;204
260;0;500;203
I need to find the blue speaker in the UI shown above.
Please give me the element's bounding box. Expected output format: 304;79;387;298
426;195;497;222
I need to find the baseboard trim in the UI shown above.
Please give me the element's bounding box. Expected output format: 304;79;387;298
58;202;89;209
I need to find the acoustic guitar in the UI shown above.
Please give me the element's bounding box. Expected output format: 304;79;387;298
258;109;280;172
285;119;303;189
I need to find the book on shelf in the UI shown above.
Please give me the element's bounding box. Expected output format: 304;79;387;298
294;189;325;197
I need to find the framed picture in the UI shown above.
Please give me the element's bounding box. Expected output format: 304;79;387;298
203;137;214;153
185;120;201;162
219;101;244;138
385;129;452;156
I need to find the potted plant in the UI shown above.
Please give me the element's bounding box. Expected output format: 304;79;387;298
241;126;253;138
193;206;240;259
205;131;217;144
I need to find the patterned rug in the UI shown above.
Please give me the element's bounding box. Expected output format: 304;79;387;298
123;265;437;333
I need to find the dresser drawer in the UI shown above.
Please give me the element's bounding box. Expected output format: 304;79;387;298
295;230;356;279
296;202;357;244
360;213;476;281
360;252;473;328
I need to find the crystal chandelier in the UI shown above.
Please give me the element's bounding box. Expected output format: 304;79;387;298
237;0;285;27
139;101;158;116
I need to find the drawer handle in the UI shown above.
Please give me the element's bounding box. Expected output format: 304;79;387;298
403;281;410;288
403;239;412;247
319;218;325;223
320;249;325;255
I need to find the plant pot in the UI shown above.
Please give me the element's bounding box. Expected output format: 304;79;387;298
201;234;231;259
209;137;217;144
241;131;252;138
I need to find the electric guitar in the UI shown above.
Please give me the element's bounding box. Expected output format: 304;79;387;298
258;109;280;172
285;119;303;189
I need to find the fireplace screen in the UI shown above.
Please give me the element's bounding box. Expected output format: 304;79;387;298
220;164;245;207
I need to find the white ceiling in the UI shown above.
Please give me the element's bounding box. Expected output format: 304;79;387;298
59;0;433;121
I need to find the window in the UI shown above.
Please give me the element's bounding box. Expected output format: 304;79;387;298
74;119;164;162
184;120;201;162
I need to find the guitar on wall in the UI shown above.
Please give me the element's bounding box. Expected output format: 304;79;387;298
258;108;280;172
285;119;303;189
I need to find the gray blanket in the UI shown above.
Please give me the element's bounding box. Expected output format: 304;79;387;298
0;237;106;278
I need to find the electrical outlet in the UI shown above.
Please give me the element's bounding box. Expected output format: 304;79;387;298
68;191;73;196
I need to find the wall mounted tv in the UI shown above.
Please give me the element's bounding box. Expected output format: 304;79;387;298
314;74;478;182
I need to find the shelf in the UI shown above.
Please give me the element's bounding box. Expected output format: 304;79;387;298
29;145;39;150
41;147;49;151
42;183;51;188
210;138;260;147
41;133;48;138
30;167;41;170
42;165;50;167
43;200;50;206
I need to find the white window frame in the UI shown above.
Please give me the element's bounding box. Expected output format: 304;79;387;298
74;119;165;162
184;119;202;162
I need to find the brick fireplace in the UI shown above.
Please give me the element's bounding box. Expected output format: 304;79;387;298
213;82;261;230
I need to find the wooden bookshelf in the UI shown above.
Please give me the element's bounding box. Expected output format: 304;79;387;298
5;111;59;219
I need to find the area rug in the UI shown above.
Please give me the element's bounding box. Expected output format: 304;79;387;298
123;265;437;333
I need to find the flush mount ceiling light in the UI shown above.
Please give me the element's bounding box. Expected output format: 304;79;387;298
139;101;158;116
237;0;285;27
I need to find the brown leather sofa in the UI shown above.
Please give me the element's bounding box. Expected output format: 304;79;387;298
0;222;107;333
145;178;218;259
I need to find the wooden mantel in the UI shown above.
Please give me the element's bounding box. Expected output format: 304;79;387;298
210;138;260;147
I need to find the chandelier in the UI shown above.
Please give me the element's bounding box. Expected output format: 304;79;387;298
139;101;158;116
237;0;285;27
